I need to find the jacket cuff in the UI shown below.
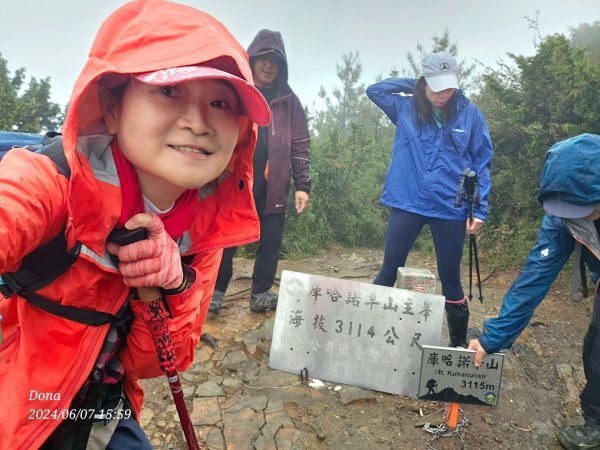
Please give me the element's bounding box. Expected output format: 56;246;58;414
130;266;199;318
477;334;496;355
473;210;487;221
295;182;311;195
161;265;195;296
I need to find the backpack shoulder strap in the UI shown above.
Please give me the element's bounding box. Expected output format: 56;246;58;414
0;137;117;326
38;133;70;178
0;226;81;297
0;135;79;298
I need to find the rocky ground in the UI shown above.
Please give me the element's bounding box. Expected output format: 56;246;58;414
139;246;594;449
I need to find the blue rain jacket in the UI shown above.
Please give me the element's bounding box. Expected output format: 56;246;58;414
480;134;600;353
366;78;493;221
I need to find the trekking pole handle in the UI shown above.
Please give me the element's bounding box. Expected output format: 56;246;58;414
108;228;200;450
107;228;178;371
463;170;477;197
462;169;477;222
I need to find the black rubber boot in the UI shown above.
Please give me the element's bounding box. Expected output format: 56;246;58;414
446;302;469;348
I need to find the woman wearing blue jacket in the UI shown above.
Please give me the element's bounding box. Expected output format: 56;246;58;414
367;52;493;347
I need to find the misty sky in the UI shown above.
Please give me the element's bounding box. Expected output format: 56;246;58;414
1;0;598;110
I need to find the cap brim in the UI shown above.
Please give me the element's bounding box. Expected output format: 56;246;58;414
134;66;271;126
543;197;597;219
255;49;279;57
424;74;459;93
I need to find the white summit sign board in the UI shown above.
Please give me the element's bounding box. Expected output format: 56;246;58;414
269;270;446;397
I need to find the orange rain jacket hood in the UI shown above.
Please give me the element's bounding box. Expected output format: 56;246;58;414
0;1;263;448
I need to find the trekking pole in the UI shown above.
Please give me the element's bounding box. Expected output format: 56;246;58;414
108;229;200;450
463;170;484;303
471;235;484;302
137;287;200;450
468;234;474;302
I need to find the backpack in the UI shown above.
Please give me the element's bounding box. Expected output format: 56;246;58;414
0;131;62;160
0;132;125;326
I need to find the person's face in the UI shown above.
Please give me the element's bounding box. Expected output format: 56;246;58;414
104;78;240;209
252;54;280;88
425;85;456;110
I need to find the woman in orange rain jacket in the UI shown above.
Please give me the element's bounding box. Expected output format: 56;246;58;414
0;1;270;448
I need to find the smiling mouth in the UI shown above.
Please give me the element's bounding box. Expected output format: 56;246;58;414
170;145;212;155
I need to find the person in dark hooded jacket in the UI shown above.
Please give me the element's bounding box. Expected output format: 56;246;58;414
469;134;600;450
209;29;311;313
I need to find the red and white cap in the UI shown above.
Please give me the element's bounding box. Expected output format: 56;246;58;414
134;65;271;126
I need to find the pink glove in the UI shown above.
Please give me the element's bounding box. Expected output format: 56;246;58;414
111;215;183;290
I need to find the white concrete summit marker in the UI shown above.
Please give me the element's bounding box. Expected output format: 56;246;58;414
269;270;446;397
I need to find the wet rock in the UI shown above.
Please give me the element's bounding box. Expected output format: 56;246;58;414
187;363;204;375
242;333;259;355
252;366;299;388
222;350;249;368
198;425;224;450
306;402;329;417
528;340;545;356
150;435;163;447
252;433;274;450
224;395;268;413
140;408;154;428
223;406;265;449
483;415;495;425
283;401;303;421
180;370;202;383
195;380;225;397
274;427;305;450
195;344;214;363
337;385;377;406
319;415;338;436
260;317;275;339
182;385;195;398
191;397;221;426
263;410;295;443
573;365;586;386
258;339;272;355
556;363;584;412
221;377;243;394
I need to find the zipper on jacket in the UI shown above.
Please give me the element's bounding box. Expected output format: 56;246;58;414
22;291;119;449
269;92;293;137
77;380;90;401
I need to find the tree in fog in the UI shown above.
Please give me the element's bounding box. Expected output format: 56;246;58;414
0;53;63;132
570;21;600;63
